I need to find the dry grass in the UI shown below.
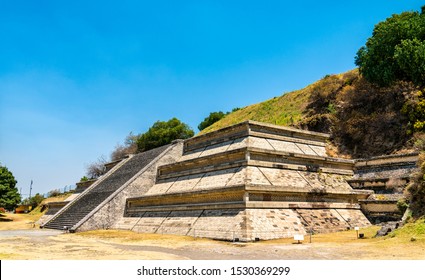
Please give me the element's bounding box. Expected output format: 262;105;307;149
0;213;43;230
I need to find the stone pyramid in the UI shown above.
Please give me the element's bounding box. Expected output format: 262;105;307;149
119;121;371;241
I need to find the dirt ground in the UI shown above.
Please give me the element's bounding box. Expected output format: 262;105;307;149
1;213;425;260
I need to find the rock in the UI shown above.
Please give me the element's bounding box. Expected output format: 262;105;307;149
375;221;402;237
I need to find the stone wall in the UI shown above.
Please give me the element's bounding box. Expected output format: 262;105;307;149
349;153;419;223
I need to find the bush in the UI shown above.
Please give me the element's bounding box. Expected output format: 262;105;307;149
21;193;45;208
80;176;89;182
47;189;61;198
397;198;409;214
137;118;194;152
198;111;227;131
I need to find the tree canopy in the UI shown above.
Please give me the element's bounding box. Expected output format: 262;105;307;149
198;111;227;131
137;118;194;152
355;6;425;86
0;164;21;210
22;193;44;208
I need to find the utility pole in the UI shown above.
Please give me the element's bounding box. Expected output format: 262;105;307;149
29;180;33;199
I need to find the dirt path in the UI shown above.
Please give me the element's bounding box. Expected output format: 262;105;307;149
1;213;425;260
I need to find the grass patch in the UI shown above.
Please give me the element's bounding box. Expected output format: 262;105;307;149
383;219;425;242
0;213;42;230
199;82;312;134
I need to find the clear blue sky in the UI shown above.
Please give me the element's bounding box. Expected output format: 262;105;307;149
1;1;423;197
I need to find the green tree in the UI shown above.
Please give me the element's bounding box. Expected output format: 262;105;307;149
137;118;194;152
394;38;425;86
198;111;227;131
22;193;44;208
0;164;21;210
355;7;425;86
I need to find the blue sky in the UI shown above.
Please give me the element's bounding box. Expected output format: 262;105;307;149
1;0;423;197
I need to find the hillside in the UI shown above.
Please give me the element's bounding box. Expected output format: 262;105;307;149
200;69;422;158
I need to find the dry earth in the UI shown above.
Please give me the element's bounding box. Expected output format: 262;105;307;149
1;213;425;260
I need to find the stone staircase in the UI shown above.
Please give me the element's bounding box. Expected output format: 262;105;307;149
42;145;170;231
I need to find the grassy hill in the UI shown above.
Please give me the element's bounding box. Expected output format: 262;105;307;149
200;69;421;158
200;78;313;133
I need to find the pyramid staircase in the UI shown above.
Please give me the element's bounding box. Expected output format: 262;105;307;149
41;145;171;231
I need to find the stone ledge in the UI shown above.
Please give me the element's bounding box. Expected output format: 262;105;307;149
355;153;418;168
187;120;329;152
158;146;354;179
125;201;361;214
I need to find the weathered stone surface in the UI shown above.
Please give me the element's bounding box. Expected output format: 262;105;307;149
348;153;418;223
296;209;349;233
131;211;170;233
124;121;370;240
188;209;245;240
333;208;371;228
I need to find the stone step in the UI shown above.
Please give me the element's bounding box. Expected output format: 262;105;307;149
43;145;171;231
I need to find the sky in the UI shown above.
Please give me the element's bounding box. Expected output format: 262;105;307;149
0;0;423;197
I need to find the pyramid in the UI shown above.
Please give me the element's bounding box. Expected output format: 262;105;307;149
121;121;371;241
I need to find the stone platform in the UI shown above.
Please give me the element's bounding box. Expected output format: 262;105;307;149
119;121;371;241
348;153;418;223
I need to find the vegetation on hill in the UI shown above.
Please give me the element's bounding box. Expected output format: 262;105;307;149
201;69;423;157
200;81;311;134
355;6;425;86
198;111;227;131
199;6;425;218
197;108;242;131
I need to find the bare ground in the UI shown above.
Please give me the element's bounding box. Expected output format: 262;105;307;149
1;213;424;260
